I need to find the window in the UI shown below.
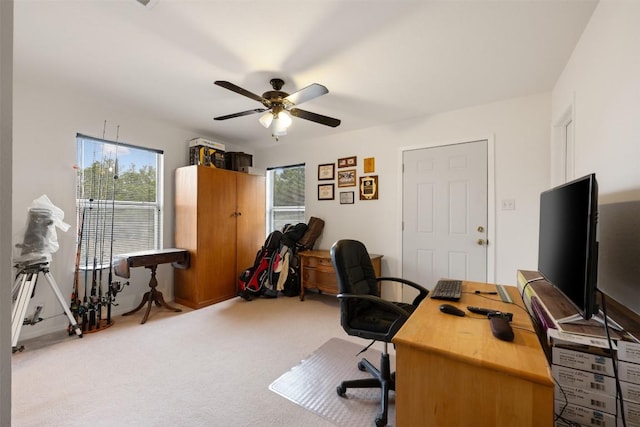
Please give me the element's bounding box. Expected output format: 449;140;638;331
266;164;305;233
76;134;163;266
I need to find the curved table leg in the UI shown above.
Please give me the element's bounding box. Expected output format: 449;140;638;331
153;290;182;312
122;291;151;317
123;265;182;324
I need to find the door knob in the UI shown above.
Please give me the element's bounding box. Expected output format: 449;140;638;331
477;226;485;233
477;239;487;246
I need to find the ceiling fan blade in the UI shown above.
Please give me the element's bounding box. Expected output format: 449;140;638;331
289;108;341;128
214;81;268;104
214;108;267;121
284;83;328;106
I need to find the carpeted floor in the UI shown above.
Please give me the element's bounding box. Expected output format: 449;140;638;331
12;292;394;426
270;337;395;426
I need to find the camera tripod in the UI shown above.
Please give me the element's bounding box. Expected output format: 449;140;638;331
11;260;83;352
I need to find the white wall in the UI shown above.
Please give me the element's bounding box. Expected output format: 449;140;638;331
11;74;250;339
1;0;14;423
552;1;640;311
255;92;551;287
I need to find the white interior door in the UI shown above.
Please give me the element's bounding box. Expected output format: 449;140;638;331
402;140;488;290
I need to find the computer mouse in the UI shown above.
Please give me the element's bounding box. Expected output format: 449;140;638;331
439;304;466;317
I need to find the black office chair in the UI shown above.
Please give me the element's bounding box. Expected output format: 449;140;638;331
330;239;428;427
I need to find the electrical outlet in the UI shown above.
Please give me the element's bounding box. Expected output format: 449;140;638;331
501;199;515;210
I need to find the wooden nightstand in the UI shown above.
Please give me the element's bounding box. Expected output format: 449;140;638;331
298;250;382;301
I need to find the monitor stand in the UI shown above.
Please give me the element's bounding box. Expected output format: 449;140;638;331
557;310;626;334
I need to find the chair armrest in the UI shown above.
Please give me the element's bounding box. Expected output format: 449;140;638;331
337;293;413;318
375;276;429;306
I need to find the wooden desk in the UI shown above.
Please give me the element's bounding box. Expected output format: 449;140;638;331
114;248;189;324
298;250;382;301
393;281;553;427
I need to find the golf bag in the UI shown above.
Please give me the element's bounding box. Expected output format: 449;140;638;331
237;218;324;300
278;218;324;297
238;231;283;300
298;217;325;252
276;223;308;297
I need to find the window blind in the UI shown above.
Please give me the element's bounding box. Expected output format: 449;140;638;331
76;133;163;267
266;163;305;233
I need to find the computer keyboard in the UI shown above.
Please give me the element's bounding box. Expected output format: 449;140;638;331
430;279;462;301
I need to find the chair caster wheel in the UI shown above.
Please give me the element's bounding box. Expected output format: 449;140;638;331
337;385;347;397
357;361;366;371
375;416;386;427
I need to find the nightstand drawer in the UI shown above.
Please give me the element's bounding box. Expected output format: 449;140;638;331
302;268;337;289
303;256;334;271
298;250;382;301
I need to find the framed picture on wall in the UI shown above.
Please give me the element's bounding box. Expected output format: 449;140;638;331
340;191;355;205
338;156;357;168
337;169;357;187
363;157;375;173
359;175;378;200
318;163;335;180
318;183;335;200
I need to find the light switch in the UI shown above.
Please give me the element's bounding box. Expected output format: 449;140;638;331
501;199;515;210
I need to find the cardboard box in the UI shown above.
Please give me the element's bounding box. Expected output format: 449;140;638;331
552;364;617;396
549;328;617;351
619;360;640;385
187;138;226;168
555;419;640;427
548;328;616;358
555;383;617;414
622;399;640;426
619;340;640;364
188;138;226;151
552;346;615;376
554;400;616;427
189;146;225;168
621;380;640;404
225;152;252;172
554;404;640;427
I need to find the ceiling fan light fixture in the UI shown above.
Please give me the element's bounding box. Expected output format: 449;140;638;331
213;79;341;141
272;113;292;135
276;110;292;128
259;111;273;128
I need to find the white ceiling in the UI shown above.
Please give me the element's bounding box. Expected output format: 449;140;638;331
14;0;598;148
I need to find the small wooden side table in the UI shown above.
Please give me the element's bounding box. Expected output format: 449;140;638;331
113;248;190;324
298;250;382;301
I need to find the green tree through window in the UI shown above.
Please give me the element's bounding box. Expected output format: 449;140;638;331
267;164;305;233
76;134;163;267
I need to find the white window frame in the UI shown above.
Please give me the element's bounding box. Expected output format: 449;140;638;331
266;163;305;233
76;133;163;266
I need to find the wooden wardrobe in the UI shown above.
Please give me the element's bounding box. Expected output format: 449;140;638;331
174;165;265;309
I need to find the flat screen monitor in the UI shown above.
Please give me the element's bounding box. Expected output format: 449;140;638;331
537;173;599;321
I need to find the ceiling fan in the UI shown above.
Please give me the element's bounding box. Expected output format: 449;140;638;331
213;78;341;140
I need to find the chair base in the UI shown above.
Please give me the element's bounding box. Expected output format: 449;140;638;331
336;352;394;427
